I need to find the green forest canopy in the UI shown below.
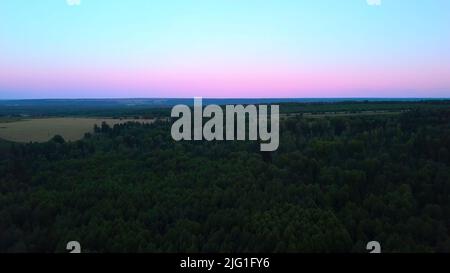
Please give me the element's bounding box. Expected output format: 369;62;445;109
0;104;449;252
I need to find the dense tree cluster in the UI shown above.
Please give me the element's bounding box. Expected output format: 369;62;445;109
1;108;450;252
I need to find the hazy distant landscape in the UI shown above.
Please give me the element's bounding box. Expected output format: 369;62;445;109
1;99;448;143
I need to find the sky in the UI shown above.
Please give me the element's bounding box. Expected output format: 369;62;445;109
0;0;450;99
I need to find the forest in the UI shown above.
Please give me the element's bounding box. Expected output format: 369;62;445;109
0;103;450;252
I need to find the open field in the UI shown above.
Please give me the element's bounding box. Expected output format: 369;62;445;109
0;117;154;143
281;110;408;119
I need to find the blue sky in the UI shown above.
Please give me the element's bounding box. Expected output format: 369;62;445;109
1;0;450;98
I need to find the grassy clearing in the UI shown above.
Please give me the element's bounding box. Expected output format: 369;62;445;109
0;117;154;143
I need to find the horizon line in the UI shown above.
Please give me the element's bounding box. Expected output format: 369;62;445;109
1;97;450;101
